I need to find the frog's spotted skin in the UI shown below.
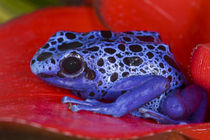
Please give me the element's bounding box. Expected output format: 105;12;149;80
31;31;207;124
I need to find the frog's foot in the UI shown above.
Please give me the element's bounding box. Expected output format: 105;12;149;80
131;108;186;124
62;96;114;114
161;84;207;123
62;76;170;117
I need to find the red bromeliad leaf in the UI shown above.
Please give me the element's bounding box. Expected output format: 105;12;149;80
176;123;210;140
94;0;210;77
191;43;210;92
0;6;209;139
191;43;210;123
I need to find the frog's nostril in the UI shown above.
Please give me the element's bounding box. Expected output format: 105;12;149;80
31;59;36;65
37;73;54;78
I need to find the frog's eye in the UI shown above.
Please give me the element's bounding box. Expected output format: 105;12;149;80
62;57;82;75
59;53;86;77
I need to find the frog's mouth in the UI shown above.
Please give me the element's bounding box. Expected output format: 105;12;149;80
37;72;67;78
37;73;55;78
37;71;96;91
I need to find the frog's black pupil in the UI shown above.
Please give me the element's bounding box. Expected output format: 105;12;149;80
62;57;82;74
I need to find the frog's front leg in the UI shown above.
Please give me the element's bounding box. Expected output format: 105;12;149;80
62;75;170;117
161;84;207;123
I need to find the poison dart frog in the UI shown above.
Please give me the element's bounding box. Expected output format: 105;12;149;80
30;31;207;124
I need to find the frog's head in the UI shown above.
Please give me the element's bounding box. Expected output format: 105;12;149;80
30;31;96;91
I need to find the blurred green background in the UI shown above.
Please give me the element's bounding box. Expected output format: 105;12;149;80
0;0;91;23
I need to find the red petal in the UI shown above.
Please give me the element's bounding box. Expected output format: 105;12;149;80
0;6;209;139
176;123;210;139
191;43;210;91
94;0;210;76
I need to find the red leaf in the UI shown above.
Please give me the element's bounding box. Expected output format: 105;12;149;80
0;6;209;139
176;123;210;139
191;43;210;91
94;0;210;77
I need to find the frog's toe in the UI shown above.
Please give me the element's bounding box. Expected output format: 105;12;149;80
70;103;114;115
71;105;80;112
62;96;93;106
85;99;102;104
61;96;71;103
71;104;98;112
62;96;104;106
133;107;186;124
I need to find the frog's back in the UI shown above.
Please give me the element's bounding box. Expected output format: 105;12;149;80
65;31;186;110
76;31;185;89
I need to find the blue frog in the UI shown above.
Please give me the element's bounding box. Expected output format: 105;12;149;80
30;31;207;124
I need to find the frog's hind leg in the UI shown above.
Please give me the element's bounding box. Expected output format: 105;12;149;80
130;108;186;124
62;75;170;118
189;89;207;123
161;84;207;123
